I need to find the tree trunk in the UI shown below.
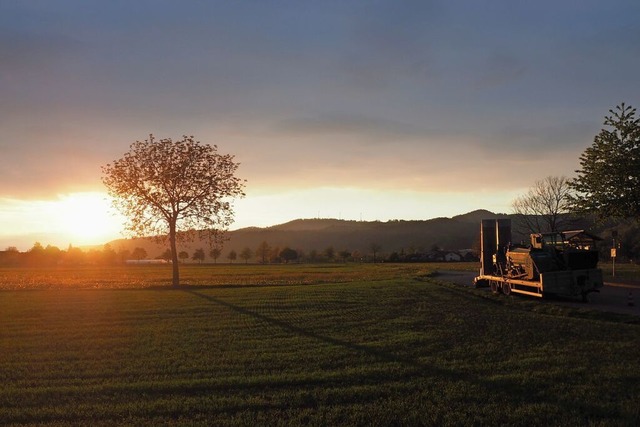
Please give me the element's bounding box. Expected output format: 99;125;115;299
169;220;180;287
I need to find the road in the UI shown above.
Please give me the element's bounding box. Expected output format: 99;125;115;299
436;270;640;317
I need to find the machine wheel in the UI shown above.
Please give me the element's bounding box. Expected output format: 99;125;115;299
502;282;512;296
581;292;589;303
490;281;499;294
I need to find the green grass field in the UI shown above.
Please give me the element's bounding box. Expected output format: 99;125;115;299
0;263;437;289
1;264;639;425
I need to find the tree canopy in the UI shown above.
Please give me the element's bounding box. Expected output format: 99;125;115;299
192;248;205;264
570;103;640;220
239;247;253;264
102;135;245;285
279;247;298;263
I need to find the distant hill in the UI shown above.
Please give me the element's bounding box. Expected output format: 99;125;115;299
451;209;510;224
106;210;510;260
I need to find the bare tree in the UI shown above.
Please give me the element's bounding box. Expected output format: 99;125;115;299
102;135;245;286
256;241;271;264
511;176;574;234
240;247;253;264
370;243;381;263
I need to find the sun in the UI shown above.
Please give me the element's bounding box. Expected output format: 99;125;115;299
52;192;124;245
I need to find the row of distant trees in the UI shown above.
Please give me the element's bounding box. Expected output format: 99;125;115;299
0;240;474;267
0;243;139;267
164;241;401;264
178;242;381;264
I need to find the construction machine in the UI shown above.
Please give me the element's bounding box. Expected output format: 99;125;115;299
473;219;603;301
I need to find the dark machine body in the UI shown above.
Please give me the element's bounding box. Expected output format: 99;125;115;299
474;219;603;301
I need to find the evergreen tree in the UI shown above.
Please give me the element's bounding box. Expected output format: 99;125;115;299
571;103;640;220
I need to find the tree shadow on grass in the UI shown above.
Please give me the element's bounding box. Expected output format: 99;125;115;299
184;289;427;370
182;289;624;423
185;289;492;389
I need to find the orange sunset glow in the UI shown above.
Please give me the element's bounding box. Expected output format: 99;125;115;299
50;193;124;244
0;193;125;249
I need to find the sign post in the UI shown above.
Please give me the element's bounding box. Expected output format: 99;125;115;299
611;248;616;277
611;230;618;278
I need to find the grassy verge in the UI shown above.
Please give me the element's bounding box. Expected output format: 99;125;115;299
600;262;640;282
1;267;639;425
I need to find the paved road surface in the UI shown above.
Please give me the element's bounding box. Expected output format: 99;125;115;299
436;270;640;317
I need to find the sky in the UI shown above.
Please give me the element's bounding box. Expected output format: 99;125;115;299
2;0;640;250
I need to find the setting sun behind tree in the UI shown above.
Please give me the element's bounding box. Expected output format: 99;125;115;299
102;134;246;286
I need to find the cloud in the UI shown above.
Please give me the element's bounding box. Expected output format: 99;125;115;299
275;114;432;143
2;1;640;203
472;53;527;90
